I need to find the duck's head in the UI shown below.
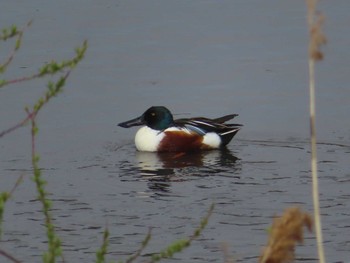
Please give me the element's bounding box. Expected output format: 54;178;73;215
118;106;174;131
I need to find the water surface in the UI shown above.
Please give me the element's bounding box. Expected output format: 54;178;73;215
1;1;350;262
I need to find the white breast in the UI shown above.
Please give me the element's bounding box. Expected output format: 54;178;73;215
135;126;165;152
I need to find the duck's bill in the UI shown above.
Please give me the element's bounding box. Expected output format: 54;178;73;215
118;116;144;128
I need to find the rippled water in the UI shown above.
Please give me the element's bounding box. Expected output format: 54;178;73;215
2;138;350;262
1;1;350;263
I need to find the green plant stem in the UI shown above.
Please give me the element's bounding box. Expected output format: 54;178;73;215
25;43;86;263
0;175;23;238
1;24;87;263
96;228;110;263
26;70;79;262
30;116;61;263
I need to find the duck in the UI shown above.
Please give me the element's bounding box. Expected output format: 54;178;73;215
118;106;242;152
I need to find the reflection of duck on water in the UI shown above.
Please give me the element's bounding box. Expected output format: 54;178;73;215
135;149;240;193
137;149;239;171
118;106;242;152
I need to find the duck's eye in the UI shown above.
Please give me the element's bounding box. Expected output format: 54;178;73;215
151;112;156;117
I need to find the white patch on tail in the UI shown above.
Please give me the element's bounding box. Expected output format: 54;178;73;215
202;132;221;148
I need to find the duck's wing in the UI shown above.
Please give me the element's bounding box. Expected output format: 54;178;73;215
175;115;242;135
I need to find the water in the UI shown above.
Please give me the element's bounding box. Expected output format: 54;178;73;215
1;1;350;262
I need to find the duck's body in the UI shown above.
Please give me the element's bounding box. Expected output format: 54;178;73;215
118;106;242;152
134;126;222;152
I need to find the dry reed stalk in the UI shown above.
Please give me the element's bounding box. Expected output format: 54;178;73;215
259;207;312;263
305;0;327;263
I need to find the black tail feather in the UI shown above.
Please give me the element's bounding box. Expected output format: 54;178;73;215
212;114;238;123
219;128;241;146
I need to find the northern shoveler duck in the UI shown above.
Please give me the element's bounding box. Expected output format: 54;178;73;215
118;106;242;152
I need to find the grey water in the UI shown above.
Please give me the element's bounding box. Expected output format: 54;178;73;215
1;1;350;262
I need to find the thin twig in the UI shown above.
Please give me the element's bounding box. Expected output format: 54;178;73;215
0;39;86;89
0;248;21;263
0;20;32;73
0;71;70;139
1;73;42;86
146;203;214;263
0;111;35;138
125;228;152;263
8;175;24;197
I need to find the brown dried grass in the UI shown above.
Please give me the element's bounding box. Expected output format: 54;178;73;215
306;0;327;61
259;207;312;263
